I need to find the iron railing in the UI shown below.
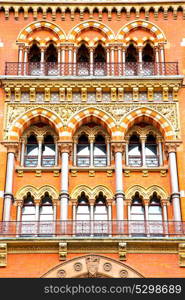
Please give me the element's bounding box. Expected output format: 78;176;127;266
128;155;159;167
0;220;184;237
5;62;179;76
41;155;55;167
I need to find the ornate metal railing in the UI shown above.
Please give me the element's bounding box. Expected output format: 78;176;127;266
5;62;179;76
0;220;184;237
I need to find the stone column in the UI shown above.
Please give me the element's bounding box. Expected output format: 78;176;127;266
73;137;78;167
57;46;61;75
125;139;129;166
159;44;165;75
122;46;126;75
89;199;94;236
37;136;43;168
72;200;77;236
3;143;18;221
138;46;143;74
68;45;73;75
165;142;181;221
161;199;169;236
106;47;110;75
73;47;77;75
35;199;40;236
54;137;58;167
157;137;163;166
110;46;115;75
155;46;160;75
53;200;57;236
112;143;125;221
107;200;112;236
106;137;111;166
144;199;150;237
141;136;146;167
61;46;66;75
15;200;23;236
89;47;94;76
18;46;24;75
58;143;72;221
23;47;28;75
126;199;131;237
89;137;94;167
117;46;122;76
20;137;26;167
40;47;45;74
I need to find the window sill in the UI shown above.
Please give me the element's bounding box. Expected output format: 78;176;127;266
70;166;115;172
123;165;168;172
16;166;61;173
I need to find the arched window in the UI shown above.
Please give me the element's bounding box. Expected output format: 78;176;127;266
25;134;38;167
94;44;106;75
125;43;138;75
148;192;163;235
42;135;56;167
45;44;58;63
94;192;108;221
128;134;142;167
28;43;41;75
94;135;107;166
142;43;155;75
39;192;53;221
145;134;158;167
77;134;90;167
77;44;90;75
21;193;36;235
130;192;145;236
28;43;41;63
76;192;90;221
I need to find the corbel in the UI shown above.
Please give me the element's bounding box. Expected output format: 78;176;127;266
14;8;19;20
81;88;87;102
124;170;130;177
52;12;56;21
172;86;179;102
35;170;42;177
59;87;65;101
24;9;28;20
119;242;127;261
89;170;95;177
33;8;37;20
179;243;185;267
59;242;67;261
30;87;36;102
108;11;112;21
53;170;59;177
118;87;124;101
67;88;72;101
71;170;78;177
147;86;154;101
14;87;21;102
111;87;117;102
44;87;50;102
0;243;7;267
162;86;169;101
142;170;148;177
96;87;102;102
4;87;11;102
107;170;113;177
4;8;9;20
17;170;24;177
132;86;139;102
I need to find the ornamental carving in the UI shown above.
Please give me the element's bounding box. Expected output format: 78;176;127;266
5;103;178;139
86;255;100;278
57;270;66;278
103;263;112;272
119;270;128;278
74;262;83;272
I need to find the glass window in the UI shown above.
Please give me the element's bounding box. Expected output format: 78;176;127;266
42;135;55;167
77;135;90;167
128;134;142;167
94;135;107;167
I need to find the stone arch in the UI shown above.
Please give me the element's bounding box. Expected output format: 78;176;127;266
119;107;175;140
41;254;144;278
125;185;146;200
15;185;59;203
117;20;166;45
71;185;113;200
15;185;38;201
17;20;66;45
68;20;115;44
8;107;63;141
66;107;119;140
147;185;168;200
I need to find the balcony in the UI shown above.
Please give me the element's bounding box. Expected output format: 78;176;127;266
24;155;55;167
0;220;184;238
5;62;179;77
128;155;159;167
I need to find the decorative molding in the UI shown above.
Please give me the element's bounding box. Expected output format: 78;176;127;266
179;243;185;267
0;243;7;267
59;242;67;261
119;242;127;261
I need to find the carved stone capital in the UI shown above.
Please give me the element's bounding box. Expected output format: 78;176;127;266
1;141;19;153
111;142;125;154
58;142;72;154
165;141;182;153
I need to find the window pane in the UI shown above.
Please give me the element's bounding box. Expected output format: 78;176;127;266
22;206;36;215
42;144;55;156
128;145;141;155
145;145;157;155
94;145;106;155
131;206;144;214
27;145;38;155
77;145;90;155
40;206;53;214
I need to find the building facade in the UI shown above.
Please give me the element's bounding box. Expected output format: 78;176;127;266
0;0;185;278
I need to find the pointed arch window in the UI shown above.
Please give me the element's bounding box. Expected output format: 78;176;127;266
94;193;108;221
94;134;107;167
28;43;41;75
125;44;138;75
21;192;36;235
148;192;163;235
45;43;58;75
145;134;159;167
77;44;90;75
77;134;90;167
128;134;142;167
39;192;54;221
24;134;38;167
130;192;145;236
76;192;90;221
94;44;106;75
142;43;155;75
42;135;56;167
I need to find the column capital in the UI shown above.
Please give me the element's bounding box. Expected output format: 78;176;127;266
161;199;169;207
35;199;41;206
58;142;72;154
1;141;19;153
112;142;126;154
143;199;149;206
89;199;95;206
14;199;23;207
71;199;78;206
37;135;44;143
165;141;182;153
107;199;112;206
125;199;132;206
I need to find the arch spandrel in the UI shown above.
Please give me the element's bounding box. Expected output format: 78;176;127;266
71;185;113;200
125;185;169;201
41;254;144;278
